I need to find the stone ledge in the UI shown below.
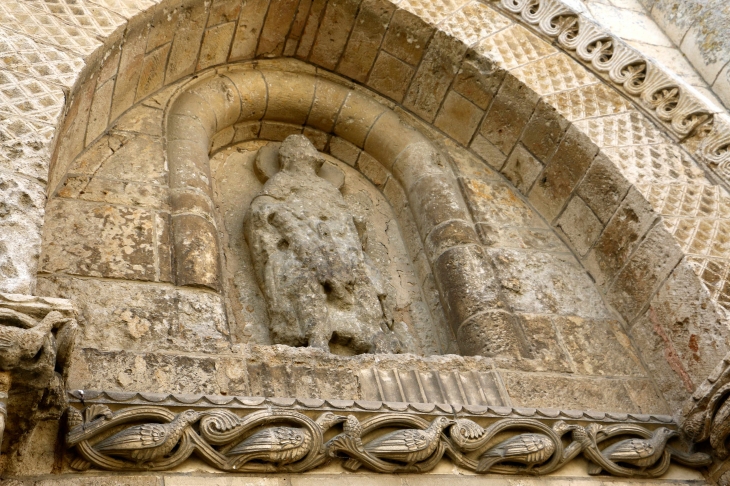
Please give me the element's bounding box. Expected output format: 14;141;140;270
67;389;676;424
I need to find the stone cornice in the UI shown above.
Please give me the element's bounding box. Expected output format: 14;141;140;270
69;389;675;424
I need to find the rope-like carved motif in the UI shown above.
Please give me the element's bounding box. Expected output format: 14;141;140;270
66;405;711;477
489;0;730;176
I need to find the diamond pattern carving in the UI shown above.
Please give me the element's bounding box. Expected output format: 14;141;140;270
399;0;471;26
644;182;730;315
475;24;556;70
439;1;512;47
511;53;597;97
662;218;730;257
23;0;126;38
574;111;669;149
0;70;65;124
0;114;55;178
0;26;85;87
645;184;730;221
688;257;730;313
88;0;157;18
604;144;707;186
0;0;101;55
543;83;632;122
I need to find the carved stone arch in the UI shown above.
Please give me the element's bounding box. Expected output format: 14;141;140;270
29;0;730;412
164;61;496;354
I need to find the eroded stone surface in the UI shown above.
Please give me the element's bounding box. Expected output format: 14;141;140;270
40;199;157;281
36;275;231;354
244;136;404;354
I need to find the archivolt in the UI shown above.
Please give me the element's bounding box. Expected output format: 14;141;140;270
165;62;495;355
39;0;730;408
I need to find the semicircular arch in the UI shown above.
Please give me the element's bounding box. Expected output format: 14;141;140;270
31;0;730;409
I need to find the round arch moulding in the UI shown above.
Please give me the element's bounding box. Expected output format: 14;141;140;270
164;62;495;356
3;0;730;432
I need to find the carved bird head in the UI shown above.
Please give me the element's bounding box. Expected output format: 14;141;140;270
449;419;485;449
654;427;678;441
552;421;580;436
431;416;456;433
569;424;590;445
315;412;347;431
176;410;202;425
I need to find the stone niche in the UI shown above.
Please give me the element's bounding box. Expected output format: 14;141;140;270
215;137;443;356
38;60;665;415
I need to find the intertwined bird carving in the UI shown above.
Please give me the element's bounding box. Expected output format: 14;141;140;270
477;433;556;472
477;422;574;472
588;427;677;474
362;416;455;465
226;411;345;467
0;309;71;370
93;410;202;463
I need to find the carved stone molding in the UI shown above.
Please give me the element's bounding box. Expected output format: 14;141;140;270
0;293;76;385
489;0;730;183
66;390;711;478
0;293;77;465
681;352;730;459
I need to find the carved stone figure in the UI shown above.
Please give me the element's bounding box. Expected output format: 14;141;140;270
0;309;71;371
477;430;563;472
681;352;730;458
354;416;455;467
0;294;77;460
244;135;402;354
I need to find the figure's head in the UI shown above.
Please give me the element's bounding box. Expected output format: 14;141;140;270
656;427;678;440
279;135;323;174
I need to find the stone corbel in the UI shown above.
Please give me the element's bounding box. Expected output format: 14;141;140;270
680;352;730;459
0;293;77;461
65;390;712;478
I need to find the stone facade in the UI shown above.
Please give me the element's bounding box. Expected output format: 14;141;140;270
0;0;729;484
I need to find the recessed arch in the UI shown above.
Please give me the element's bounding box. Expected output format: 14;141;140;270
31;0;730;410
164;61;496;356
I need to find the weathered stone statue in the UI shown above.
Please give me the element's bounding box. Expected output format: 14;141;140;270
244;135;401;354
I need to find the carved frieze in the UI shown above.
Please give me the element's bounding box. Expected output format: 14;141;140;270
66;390;711;477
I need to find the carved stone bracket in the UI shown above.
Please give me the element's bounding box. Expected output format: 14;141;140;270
681;352;730;459
0;293;77;463
66;390;711;478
